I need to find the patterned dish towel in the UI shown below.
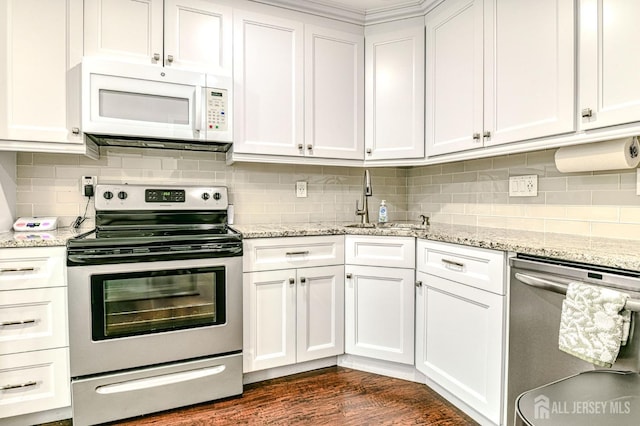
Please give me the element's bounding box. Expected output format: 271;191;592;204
558;282;631;368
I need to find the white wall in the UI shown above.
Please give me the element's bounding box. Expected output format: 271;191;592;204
0;151;17;231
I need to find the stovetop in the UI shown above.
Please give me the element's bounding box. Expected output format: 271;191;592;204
67;184;242;265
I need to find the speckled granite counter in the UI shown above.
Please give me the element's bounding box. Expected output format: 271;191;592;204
2;223;637;272
0;227;86;248
233;222;640;272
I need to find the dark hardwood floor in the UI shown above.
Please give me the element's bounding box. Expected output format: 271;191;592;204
47;367;478;425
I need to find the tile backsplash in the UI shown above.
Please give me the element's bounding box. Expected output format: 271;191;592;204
15;147;640;240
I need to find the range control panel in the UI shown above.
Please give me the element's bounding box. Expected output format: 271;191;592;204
95;184;229;211
206;88;228;132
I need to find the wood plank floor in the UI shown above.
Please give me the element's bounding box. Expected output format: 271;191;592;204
93;366;478;425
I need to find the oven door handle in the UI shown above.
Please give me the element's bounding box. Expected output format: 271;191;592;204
515;272;640;312
95;365;226;395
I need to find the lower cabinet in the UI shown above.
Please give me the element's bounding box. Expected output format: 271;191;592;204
243;236;345;373
344;265;415;364
415;240;506;425
344;235;415;365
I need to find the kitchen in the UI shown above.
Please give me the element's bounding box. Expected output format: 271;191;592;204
1;0;640;425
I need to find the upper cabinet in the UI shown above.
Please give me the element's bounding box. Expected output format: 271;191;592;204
84;0;232;75
425;0;575;157
579;0;640;130
365;19;425;161
0;0;83;147
232;10;364;161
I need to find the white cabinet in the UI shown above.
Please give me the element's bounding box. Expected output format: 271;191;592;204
84;0;232;74
233;11;364;161
364;18;424;161
425;0;575;157
579;0;640;130
344;236;415;365
0;0;83;146
243;236;345;373
415;240;505;425
0;247;70;421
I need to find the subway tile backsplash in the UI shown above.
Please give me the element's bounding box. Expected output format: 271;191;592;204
15;147;640;240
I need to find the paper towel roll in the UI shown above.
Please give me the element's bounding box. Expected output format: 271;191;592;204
554;137;640;173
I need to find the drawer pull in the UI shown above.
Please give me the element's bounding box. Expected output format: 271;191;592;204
286;251;309;256
0;267;37;273
442;258;465;269
1;319;37;327
1;380;37;391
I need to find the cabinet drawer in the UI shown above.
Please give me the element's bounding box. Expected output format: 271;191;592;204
0;287;68;355
0;347;70;419
244;236;344;272
345;235;415;268
0;247;66;290
416;240;505;295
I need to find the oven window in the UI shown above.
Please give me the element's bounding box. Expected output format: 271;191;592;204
91;267;226;340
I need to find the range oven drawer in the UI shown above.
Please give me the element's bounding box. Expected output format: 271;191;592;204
71;353;242;425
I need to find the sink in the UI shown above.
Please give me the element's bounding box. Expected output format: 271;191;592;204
344;222;426;230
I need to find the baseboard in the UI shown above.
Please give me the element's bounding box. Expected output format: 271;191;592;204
337;354;426;383
243;357;338;384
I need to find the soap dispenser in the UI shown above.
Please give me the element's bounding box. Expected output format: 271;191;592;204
378;200;388;223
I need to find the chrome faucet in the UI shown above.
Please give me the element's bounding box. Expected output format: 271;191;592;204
355;169;372;223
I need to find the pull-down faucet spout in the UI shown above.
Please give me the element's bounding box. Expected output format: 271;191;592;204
355;169;372;224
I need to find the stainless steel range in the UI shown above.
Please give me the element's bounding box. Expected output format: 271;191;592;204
66;184;242;425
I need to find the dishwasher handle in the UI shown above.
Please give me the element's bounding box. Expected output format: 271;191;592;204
515;272;640;312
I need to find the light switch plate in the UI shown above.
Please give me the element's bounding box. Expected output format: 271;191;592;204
509;175;538;197
296;181;307;198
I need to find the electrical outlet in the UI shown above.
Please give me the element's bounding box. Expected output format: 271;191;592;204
509;175;538;197
296;181;307;198
81;176;96;197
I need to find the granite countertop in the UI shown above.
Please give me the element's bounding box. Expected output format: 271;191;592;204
0;227;87;248
1;222;637;272
233;222;640;272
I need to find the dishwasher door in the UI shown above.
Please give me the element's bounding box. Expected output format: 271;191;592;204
506;256;640;426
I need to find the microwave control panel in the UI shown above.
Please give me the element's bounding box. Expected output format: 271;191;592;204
206;88;228;132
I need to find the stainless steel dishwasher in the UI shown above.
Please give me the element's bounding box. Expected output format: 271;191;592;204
507;255;640;425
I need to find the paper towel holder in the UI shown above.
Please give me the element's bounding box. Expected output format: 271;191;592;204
554;136;640;173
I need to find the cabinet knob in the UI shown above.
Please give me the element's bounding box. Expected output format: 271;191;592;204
483;131;491;139
346;273;353;279
307;144;313;151
153;53;160;62
300;277;306;284
71;127;80;135
166;55;174;64
581;108;593;118
366;148;372;155
298;143;304;150
415;281;423;288
473;133;481;141
289;278;295;285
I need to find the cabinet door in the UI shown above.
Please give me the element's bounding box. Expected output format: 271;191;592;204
243;269;296;372
484;0;575;146
365;24;424;160
296;265;345;362
0;0;83;144
415;271;504;424
305;26;364;160
425;0;483;156
84;0;163;65
580;0;640;130
164;0;232;74
233;12;304;156
345;265;414;364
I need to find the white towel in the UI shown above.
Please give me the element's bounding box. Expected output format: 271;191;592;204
558;282;630;368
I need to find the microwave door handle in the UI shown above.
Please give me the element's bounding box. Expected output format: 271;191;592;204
194;88;203;136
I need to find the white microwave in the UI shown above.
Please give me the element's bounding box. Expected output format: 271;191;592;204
81;58;232;151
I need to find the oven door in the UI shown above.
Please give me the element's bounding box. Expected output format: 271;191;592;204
68;256;241;377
